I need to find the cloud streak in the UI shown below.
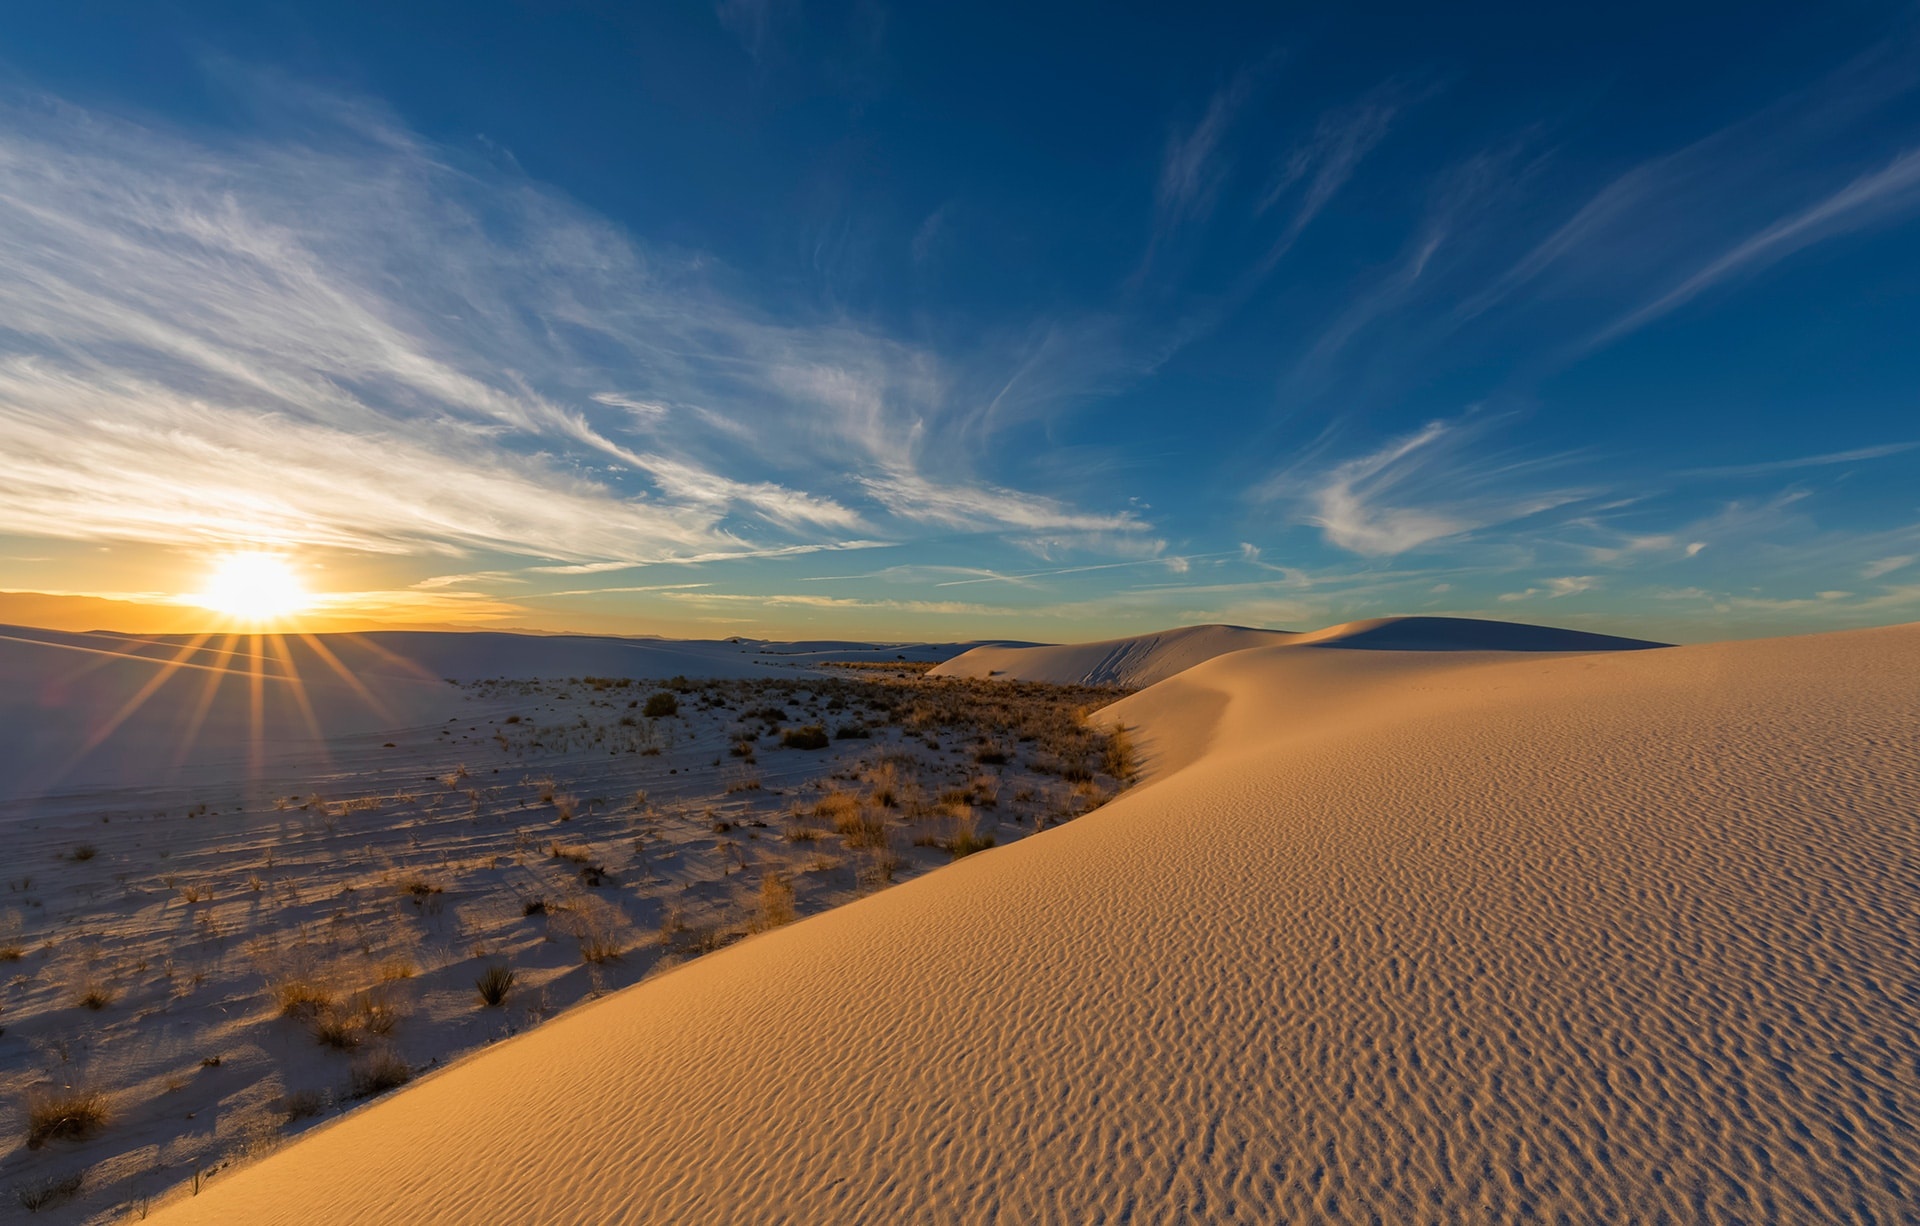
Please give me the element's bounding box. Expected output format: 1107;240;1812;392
0;87;1152;574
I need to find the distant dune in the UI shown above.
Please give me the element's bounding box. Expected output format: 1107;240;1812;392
931;615;1663;688
149;620;1920;1224
931;623;1296;686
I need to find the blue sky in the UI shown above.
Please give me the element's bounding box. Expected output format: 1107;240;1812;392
2;1;1918;642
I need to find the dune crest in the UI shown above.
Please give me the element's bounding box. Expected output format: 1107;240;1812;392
150;622;1920;1224
932;615;1662;689
931;623;1295;687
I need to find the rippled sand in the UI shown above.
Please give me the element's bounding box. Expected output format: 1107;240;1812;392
152;623;1920;1223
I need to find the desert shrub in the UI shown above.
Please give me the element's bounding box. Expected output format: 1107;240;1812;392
521;897;548;917
348;1049;411;1098
15;1171;84;1210
74;984;116;1011
68;844;97;862
562;896;633;964
839;806;890;851
375;957;416;982
273;976;335;1019
25;1087;108;1148
781;724;830;750
311;1006;365;1050
834;723;871;739
1102;725;1138;781
755;872;797;931
311;990;403;1049
475;963;515;1007
280;1089;326;1122
973;746;1009;765
866;763;902;809
643;691;679;717
943;826;997;859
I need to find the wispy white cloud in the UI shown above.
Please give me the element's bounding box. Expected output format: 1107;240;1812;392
1266;417;1591;557
1255;89;1402;268
0;87;1149;574
1675;440;1918;478
1498;575;1598;601
1864;554;1915;579
1593;148;1920;346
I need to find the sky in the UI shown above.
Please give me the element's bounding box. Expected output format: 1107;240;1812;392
2;1;1919;644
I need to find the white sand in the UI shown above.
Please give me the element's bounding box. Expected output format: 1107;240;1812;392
0;625;976;801
138;618;1920;1223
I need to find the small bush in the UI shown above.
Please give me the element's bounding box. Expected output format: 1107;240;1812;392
280;1089;326;1122
311;1007;366;1050
834;723;871;739
755;872;797;931
1102;725;1138;781
348;1049;411;1098
16;1171;84;1210
781;725;830;750
521;897;548;917
25;1087;108;1148
943;827;997;859
74;985;116;1011
273;977;335;1019
68;844;97;863
563;896;634;964
475;963;515;1007
643;691;679;717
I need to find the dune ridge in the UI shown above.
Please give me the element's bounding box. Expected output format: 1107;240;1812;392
147;621;1920;1223
930;615;1663;688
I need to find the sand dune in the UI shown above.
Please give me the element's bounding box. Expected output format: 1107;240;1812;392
148;621;1920;1223
931;622;1295;686
930;615;1662;688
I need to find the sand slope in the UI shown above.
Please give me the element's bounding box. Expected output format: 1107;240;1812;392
151;623;1920;1223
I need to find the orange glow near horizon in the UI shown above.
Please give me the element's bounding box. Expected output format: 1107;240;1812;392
190;552;312;625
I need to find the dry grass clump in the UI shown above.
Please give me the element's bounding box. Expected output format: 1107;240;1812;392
942;823;997;859
754;872;797;931
310;989;404;1050
348;1048;411;1098
74;983;117;1011
272;976;336;1020
781;724;830;750
279;1089;326;1123
374;956;416;982
811;788;859;823
1101;724;1138;781
25;1086;108;1148
560;895;634;964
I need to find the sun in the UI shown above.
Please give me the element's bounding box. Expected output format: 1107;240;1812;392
193;552;311;623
